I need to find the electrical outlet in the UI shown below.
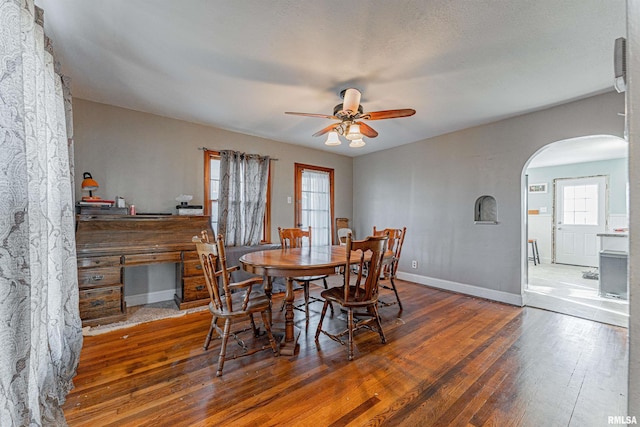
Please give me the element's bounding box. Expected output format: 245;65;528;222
411;260;417;269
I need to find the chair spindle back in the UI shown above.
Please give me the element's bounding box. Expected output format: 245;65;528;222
278;227;312;249
372;226;406;278
194;234;235;313
344;232;389;303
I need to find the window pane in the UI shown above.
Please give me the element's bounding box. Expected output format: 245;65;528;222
210;158;220;176
564;186;574;199
562;183;599;226
585;184;598;199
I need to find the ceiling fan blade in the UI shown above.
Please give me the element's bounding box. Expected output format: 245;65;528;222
285;112;338;119
356;121;378;138
312;123;340;137
362;109;416;120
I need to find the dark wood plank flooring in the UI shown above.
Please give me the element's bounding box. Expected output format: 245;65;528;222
63;279;628;426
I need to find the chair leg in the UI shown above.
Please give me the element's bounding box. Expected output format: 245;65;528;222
389;277;403;310
204;316;217;350
303;281;310;321
315;300;330;341
249;313;260;337
216;319;232;377
529;240;539;265
371;303;387;344
347;308;355;361
322;278;334;317
261;311;279;355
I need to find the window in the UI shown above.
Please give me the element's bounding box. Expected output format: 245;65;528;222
204;151;221;233
204;150;271;242
294;163;334;246
562;184;599;225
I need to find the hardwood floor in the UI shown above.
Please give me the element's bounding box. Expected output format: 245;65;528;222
63;280;628;426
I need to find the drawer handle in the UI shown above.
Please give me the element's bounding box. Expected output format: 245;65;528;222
195;265;202;270
91;275;105;281
90;300;105;307
195;285;205;291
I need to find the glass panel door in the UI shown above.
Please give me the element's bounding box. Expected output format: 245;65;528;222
295;164;334;246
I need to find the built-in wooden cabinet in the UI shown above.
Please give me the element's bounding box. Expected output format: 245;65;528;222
76;214;213;326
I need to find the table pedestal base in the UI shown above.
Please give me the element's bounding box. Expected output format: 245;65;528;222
272;325;301;356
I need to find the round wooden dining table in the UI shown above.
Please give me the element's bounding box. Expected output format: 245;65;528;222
240;245;353;355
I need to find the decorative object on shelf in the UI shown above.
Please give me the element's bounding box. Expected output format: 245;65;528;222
285;88;416;148
81;172;101;201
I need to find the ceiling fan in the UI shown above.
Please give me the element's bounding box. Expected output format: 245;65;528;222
285;88;416;147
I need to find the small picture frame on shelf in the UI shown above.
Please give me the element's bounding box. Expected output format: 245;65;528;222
528;183;547;193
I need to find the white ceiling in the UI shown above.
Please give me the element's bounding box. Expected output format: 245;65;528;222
36;0;626;158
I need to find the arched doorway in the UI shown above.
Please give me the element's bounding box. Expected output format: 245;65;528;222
522;135;629;327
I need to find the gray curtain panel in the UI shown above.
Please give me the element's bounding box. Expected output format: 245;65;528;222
0;1;83;424
217;150;270;246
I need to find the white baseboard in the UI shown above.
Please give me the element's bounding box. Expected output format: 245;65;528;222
125;289;176;307
397;271;524;307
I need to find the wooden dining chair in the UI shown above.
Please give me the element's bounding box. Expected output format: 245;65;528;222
278;227;332;321
193;232;278;377
373;226;407;310
337;227;353;246
315;232;389;361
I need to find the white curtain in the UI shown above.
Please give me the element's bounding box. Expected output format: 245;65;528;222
0;0;83;425
301;169;331;246
217;150;270;246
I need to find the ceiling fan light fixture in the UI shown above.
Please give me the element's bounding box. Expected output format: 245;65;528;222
342;88;361;113
349;138;365;148
345;123;362;140
324;131;341;146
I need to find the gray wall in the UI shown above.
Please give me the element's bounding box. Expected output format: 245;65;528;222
527;158;628;215
73;98;353;298
353;91;625;304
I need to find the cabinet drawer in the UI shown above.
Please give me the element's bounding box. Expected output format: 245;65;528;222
78;266;121;288
183;275;209;302
182;250;199;261
183;259;204;277
124;252;182;266
77;256;122;269
79;285;123;320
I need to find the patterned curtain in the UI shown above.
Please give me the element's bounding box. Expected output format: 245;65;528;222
0;0;83;425
218;150;270;246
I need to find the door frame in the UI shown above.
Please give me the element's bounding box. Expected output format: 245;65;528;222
294;163;335;244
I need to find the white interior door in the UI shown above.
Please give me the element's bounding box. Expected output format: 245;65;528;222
554;176;606;267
